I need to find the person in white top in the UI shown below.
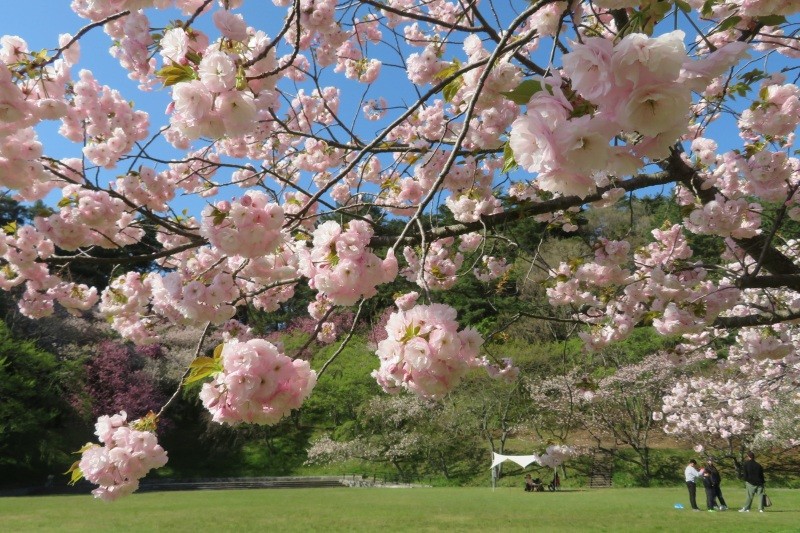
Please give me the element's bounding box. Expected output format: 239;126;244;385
684;459;702;511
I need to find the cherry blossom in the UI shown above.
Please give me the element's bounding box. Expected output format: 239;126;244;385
73;411;168;501
200;339;317;425
373;303;483;399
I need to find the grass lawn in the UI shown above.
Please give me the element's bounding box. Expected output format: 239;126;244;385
0;487;797;532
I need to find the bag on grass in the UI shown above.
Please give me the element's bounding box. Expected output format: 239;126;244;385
762;493;772;508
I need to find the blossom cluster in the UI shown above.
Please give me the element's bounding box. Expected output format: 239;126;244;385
546;226;741;351
402;238;464;291
477;356;520;383
297;220;398;306
200;191;285;258
510;29;747;199
199;339;317;425
539;444;578;469
373;302;483;399
661;375;756;449
76;411;168;501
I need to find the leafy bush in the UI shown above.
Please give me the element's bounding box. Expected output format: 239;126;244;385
83;340;168;420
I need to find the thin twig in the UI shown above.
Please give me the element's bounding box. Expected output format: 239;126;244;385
318;300;366;378
157;321;212;419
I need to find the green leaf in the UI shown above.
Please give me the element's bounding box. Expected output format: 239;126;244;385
184;355;222;385
400;325;421;343
211;207;227;226
156;63;197;87
434;58;461;82
2;221;17;235
32;49;50;64
718;15;742;32
57;196;75;208
131;411;159;432
651;1;672;18
65;444;95;486
65;460;84;485
741;69;766;84
502;142;518;174
501;79;543;105
700;0;718;17
442;76;463;102
674;0;691;13
756;15;787;27
434;59;464;102
326;250;340;267
185;51;203;65
235;65;247;91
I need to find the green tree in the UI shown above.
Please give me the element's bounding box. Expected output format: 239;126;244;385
0;322;84;486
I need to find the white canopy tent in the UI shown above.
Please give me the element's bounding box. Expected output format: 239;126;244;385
490;453;541;469
489;449;573;490
490;453;543;490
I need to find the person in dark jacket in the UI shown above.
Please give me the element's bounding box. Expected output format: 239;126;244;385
739;451;766;512
700;466;717;511
704;458;728;510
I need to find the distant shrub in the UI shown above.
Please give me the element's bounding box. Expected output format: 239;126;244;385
84;340;167;420
365;307;392;348
270;310;358;342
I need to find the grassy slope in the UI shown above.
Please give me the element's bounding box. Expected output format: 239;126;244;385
1;487;797;532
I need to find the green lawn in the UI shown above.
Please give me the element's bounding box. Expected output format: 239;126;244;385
0;487;797;532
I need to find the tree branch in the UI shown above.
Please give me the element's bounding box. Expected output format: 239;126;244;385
372;171;677;245
737;274;800;291
714;310;800;329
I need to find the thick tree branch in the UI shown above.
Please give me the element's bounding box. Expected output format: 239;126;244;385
736;274;800;291
44;241;203;266
714;310;800;329
372;171;677;245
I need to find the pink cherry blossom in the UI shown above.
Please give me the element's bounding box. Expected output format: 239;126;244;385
373;303;483;399
200;339;317;425
76;411;168;501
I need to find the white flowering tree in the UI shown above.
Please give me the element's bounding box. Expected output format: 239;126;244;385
528;352;693;483
662;357;800;469
1;0;799;498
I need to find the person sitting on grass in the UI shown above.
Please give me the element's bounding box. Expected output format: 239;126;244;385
524;474;534;492
524;474;544;492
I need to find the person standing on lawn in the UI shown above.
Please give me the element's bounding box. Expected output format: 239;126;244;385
705;458;728;510
700;466;717;511
684;459;702;511
739;451;766;513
